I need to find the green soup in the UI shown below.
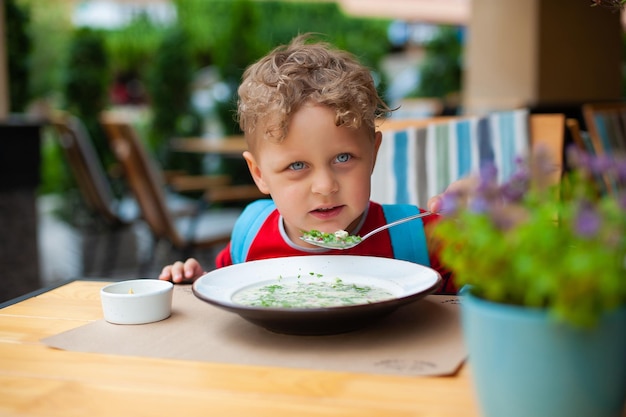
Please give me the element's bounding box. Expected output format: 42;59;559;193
233;277;395;308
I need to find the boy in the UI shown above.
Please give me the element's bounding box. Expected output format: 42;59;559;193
159;34;455;293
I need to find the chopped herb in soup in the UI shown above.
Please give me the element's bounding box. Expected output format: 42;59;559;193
301;229;362;247
232;277;394;308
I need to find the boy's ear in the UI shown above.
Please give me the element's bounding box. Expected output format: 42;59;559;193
371;130;383;173
243;151;271;194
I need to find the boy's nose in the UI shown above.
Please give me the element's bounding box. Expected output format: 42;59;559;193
311;169;338;196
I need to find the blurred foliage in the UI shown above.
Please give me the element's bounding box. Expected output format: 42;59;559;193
146;27;203;172
175;0;390;69
255;1;390;70
61;28;112;169
411;26;463;99
623;31;626;98
16;0;73;103
104;14;163;80
5;0;32;112
212;0;265;79
146;28;196;145
38;128;73;195
175;0;391;134
211;0;266;135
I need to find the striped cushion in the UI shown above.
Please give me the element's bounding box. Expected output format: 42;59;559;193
371;109;530;208
488;109;530;182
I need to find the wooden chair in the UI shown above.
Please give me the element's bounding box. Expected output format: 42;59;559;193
555;115;624;204
565;118;590;153
581;102;626;195
582;102;626;155
528;113;565;188
51;112;211;221
51;112;137;227
377;116;459;132
99;112;262;270
50;112;145;275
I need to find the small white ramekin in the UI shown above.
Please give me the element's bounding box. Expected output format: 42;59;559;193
100;279;173;325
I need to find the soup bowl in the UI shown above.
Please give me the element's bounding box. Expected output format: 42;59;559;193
193;255;441;335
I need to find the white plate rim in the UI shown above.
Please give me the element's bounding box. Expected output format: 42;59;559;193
192;255;441;312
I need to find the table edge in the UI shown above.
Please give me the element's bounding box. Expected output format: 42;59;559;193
0;277;119;309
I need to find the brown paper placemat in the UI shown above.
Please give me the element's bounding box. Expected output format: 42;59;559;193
43;286;466;376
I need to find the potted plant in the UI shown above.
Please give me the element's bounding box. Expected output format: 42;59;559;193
432;146;626;417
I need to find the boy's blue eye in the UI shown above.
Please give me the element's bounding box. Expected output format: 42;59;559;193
289;161;305;171
336;153;351;163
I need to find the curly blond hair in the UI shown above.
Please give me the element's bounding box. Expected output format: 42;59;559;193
237;34;391;146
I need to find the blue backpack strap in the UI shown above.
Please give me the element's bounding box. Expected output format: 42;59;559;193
381;204;431;267
230;199;276;264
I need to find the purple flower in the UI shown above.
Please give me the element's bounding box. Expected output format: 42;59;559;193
479;162;498;185
469;196;490;214
575;201;601;238
472;162;500;204
500;169;529;202
615;159;626;182
589;154;613;175
440;191;460;215
567;146;591;172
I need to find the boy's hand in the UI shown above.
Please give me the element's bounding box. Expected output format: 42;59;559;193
158;258;206;284
427;194;445;213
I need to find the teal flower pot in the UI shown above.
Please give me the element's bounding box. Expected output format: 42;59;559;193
460;288;626;417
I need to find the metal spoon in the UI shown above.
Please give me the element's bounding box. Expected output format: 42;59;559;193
300;211;435;250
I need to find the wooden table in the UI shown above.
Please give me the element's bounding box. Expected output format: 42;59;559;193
0;280;480;417
170;135;248;156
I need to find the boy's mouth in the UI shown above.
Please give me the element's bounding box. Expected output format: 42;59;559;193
310;205;343;218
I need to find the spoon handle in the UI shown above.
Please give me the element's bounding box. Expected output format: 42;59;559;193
361;211;435;240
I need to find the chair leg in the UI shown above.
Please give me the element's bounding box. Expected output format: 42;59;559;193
81;224;111;277
100;226;125;276
82;229;99;276
182;198;209;242
138;235;159;277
